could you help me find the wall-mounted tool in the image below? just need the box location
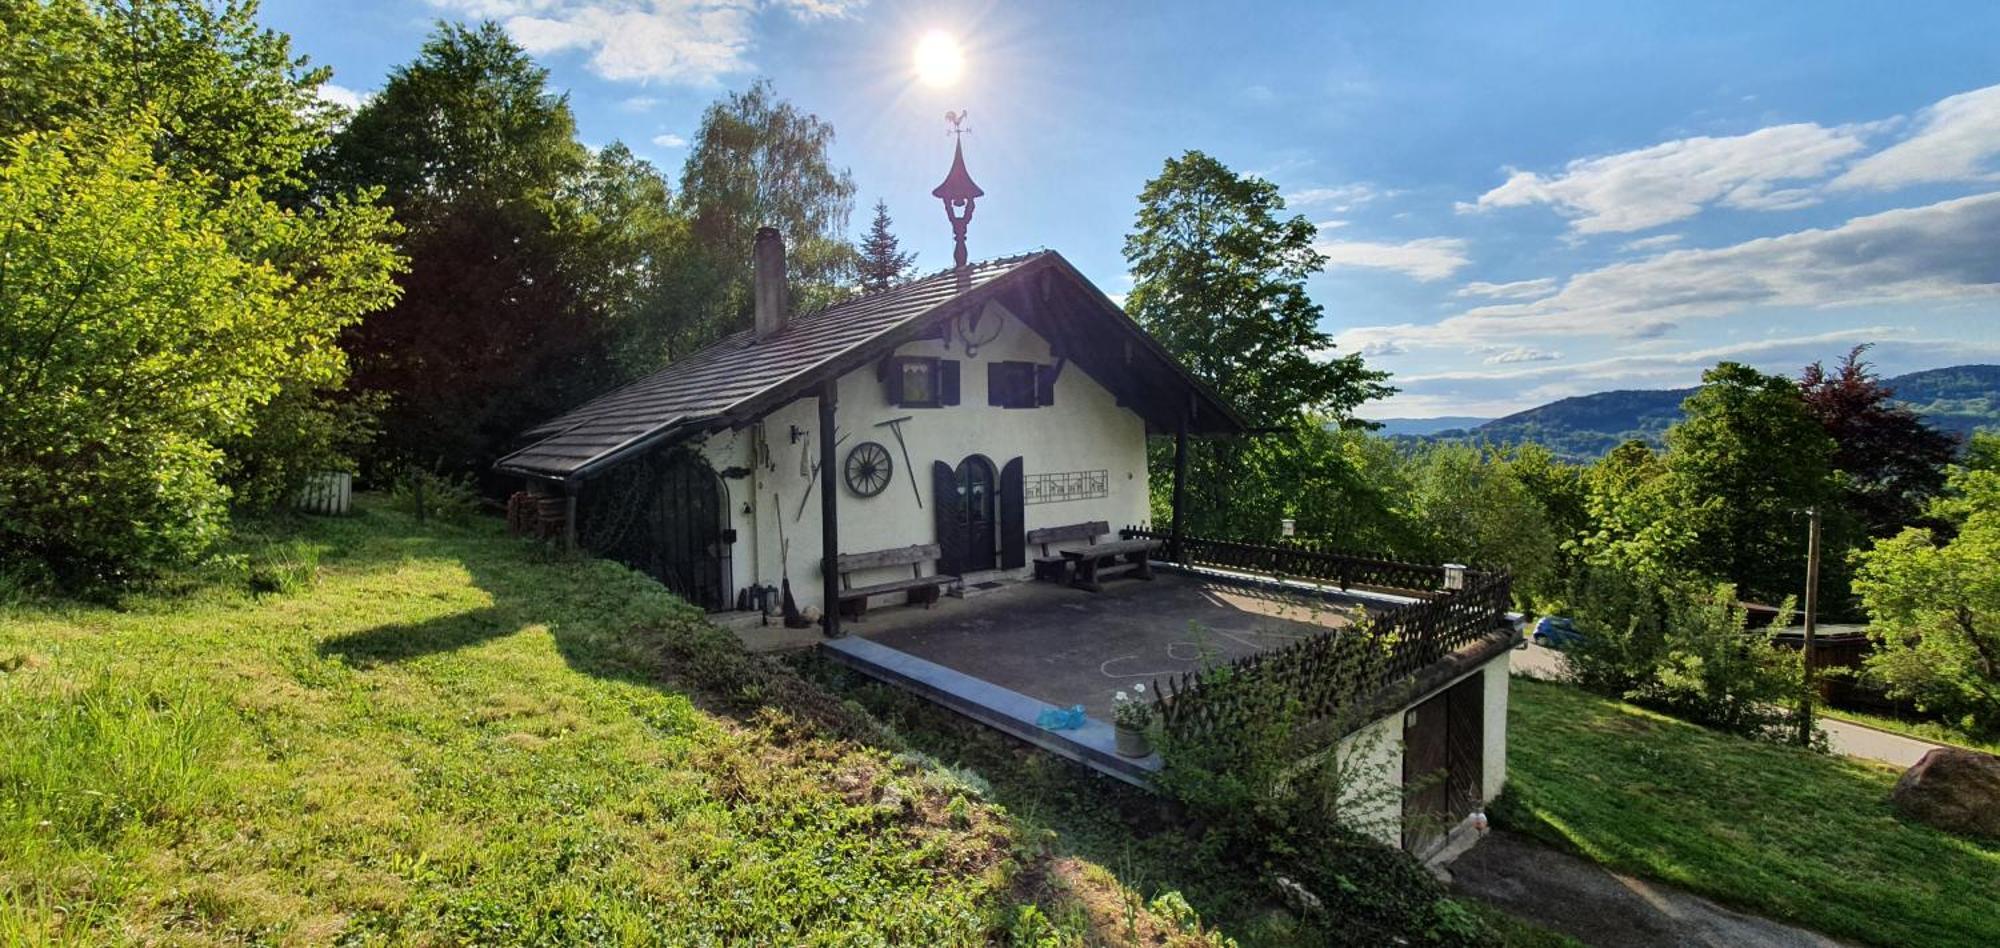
[795,429,850,521]
[873,415,922,509]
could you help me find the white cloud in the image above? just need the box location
[1316,237,1469,281]
[1831,83,2000,191]
[1619,233,1683,253]
[1377,330,2000,417]
[1285,183,1387,212]
[651,132,688,148]
[1455,278,1556,300]
[621,95,666,111]
[429,0,863,85]
[1462,123,1868,233]
[1481,346,1563,365]
[1344,191,2000,354]
[315,83,366,110]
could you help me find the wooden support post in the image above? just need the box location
[1799,505,1821,746]
[1170,412,1189,563]
[819,381,843,638]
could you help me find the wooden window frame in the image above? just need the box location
[886,355,958,408]
[988,360,1039,409]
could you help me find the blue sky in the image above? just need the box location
[269,0,2000,418]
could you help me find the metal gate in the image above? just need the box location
[577,449,732,612]
[650,455,729,611]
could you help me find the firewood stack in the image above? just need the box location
[505,492,570,541]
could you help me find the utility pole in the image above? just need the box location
[1798,505,1821,746]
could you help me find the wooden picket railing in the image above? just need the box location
[1126,530,1513,743]
[1121,527,1461,597]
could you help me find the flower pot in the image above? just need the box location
[1114,723,1152,758]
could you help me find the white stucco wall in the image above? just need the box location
[1337,713,1406,849]
[1481,650,1511,803]
[690,300,1152,613]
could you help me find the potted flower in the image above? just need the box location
[1112,684,1154,758]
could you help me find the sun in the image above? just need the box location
[913,31,963,87]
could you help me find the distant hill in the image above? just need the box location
[1886,364,2000,438]
[1386,365,2000,460]
[1372,416,1492,437]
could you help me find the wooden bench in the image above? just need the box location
[1026,521,1110,583]
[825,544,956,619]
[1062,537,1161,592]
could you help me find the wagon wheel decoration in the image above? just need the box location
[843,441,894,497]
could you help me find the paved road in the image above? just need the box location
[1451,830,1850,948]
[1509,641,1944,769]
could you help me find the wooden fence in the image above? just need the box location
[1121,527,1460,597]
[1131,531,1513,744]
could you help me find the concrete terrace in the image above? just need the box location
[804,568,1407,785]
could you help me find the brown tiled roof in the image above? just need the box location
[495,253,1044,479]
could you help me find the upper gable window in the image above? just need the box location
[988,361,1058,409]
[885,356,959,408]
[988,361,1037,409]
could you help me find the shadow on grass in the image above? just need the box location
[306,505,885,744]
[319,607,514,667]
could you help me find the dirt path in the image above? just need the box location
[1509,642,1945,769]
[1449,831,1851,948]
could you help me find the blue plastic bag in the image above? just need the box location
[1035,704,1086,731]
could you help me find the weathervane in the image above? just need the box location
[932,110,985,271]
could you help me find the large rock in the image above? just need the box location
[1890,747,2000,839]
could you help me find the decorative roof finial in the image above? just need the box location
[932,111,984,271]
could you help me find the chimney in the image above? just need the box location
[754,226,788,340]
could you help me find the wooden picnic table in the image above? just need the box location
[1062,537,1160,592]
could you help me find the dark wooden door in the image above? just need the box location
[955,456,998,572]
[933,461,964,575]
[1445,673,1485,819]
[1402,694,1449,853]
[654,455,728,612]
[1000,457,1026,570]
[1401,673,1486,853]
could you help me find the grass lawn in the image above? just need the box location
[0,498,1222,944]
[1497,676,2000,948]
[1823,707,2000,757]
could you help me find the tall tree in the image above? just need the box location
[1854,433,2000,735]
[326,23,618,476]
[0,0,402,544]
[1123,151,1391,535]
[1664,362,1839,603]
[1799,345,1956,537]
[857,198,916,292]
[0,0,340,191]
[679,79,857,338]
[1124,151,1389,426]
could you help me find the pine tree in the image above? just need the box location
[857,199,916,292]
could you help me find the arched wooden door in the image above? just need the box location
[933,455,1023,576]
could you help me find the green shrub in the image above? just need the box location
[1561,563,1808,742]
[0,118,396,590]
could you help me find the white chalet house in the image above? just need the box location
[495,232,1242,624]
[498,144,1516,858]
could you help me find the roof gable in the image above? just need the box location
[495,251,1241,480]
